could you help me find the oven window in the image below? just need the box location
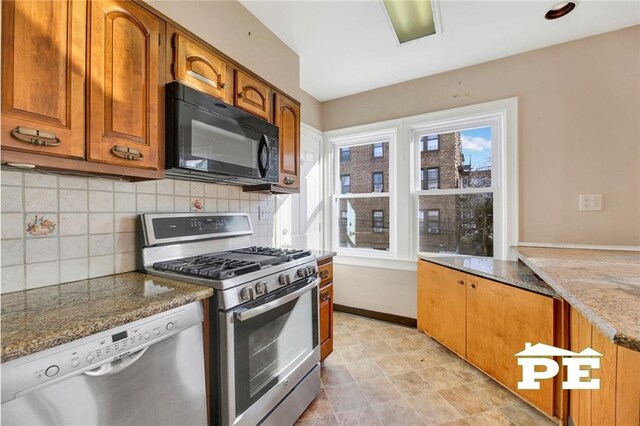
[234,284,318,415]
[191,120,258,169]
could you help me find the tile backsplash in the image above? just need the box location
[1,169,275,294]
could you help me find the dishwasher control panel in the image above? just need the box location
[1,302,203,403]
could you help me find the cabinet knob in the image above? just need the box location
[220,82,226,89]
[471,283,477,289]
[457,280,464,285]
[320,292,330,302]
[237,92,243,98]
[11,126,60,147]
[283,177,295,185]
[320,270,330,279]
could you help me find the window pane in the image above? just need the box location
[341,175,351,194]
[373,143,384,158]
[417,127,492,189]
[339,142,389,194]
[418,193,493,257]
[339,198,389,251]
[340,147,350,162]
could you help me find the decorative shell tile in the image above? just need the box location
[191,198,203,212]
[25,214,57,237]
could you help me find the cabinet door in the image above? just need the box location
[319,283,334,362]
[1,0,86,159]
[234,70,271,121]
[88,0,163,170]
[466,275,555,416]
[172,32,231,103]
[417,261,466,357]
[274,93,300,189]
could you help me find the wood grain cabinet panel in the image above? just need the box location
[87,0,163,170]
[319,283,334,362]
[171,31,231,103]
[234,70,271,121]
[274,92,300,189]
[1,0,86,158]
[417,261,466,357]
[466,275,555,416]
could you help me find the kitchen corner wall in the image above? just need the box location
[0,169,275,294]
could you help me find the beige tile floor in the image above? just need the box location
[296,312,557,426]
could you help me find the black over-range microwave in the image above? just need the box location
[165,82,279,185]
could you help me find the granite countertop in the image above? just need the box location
[516,247,640,352]
[419,255,557,297]
[1,272,213,363]
[311,250,337,263]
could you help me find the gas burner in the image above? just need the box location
[232,246,312,260]
[153,255,261,280]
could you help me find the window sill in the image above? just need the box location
[333,255,417,271]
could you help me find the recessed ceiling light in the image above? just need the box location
[382,0,437,44]
[545,1,577,20]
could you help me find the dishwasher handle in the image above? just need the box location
[84,346,149,377]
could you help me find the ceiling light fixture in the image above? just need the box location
[382,0,437,44]
[545,1,577,20]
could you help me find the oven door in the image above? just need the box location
[174,100,270,180]
[221,277,320,426]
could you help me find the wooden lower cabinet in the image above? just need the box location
[319,258,335,362]
[569,307,640,426]
[319,283,334,362]
[466,275,555,415]
[417,260,558,418]
[417,260,466,357]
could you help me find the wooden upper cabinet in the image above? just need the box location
[170,31,232,104]
[1,0,86,159]
[466,275,555,416]
[234,70,271,121]
[417,261,467,357]
[87,0,164,170]
[274,92,300,189]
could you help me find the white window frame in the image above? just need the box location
[322,98,517,269]
[327,128,398,259]
[408,98,518,261]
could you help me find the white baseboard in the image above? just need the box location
[518,242,640,252]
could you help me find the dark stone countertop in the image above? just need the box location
[1,272,213,363]
[516,247,640,352]
[311,250,337,264]
[418,255,557,297]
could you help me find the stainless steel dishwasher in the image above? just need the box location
[1,302,208,426]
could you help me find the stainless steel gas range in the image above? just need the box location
[139,213,320,426]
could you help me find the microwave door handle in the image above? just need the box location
[235,278,320,321]
[258,134,270,178]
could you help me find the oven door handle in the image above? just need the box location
[235,278,320,322]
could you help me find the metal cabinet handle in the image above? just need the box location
[283,177,295,185]
[320,292,330,302]
[11,126,60,147]
[111,145,143,161]
[320,270,330,280]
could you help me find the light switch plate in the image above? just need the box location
[259,205,274,221]
[579,194,603,211]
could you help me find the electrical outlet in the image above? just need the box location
[259,206,274,221]
[579,194,603,211]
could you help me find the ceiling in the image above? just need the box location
[240,0,640,102]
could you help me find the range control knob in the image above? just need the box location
[307,265,316,275]
[45,365,60,377]
[297,268,307,278]
[278,274,290,286]
[255,281,268,295]
[86,354,95,363]
[240,287,254,301]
